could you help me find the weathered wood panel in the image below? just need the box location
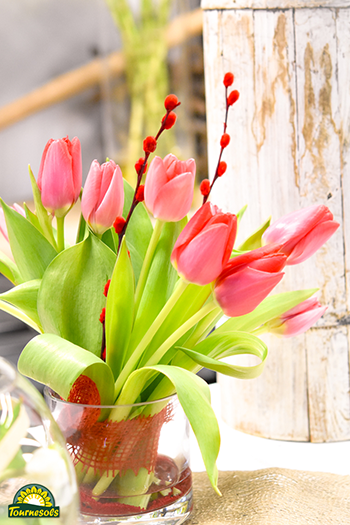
[203,4,350,441]
[202,1,350,9]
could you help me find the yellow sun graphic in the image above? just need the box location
[16,487,52,507]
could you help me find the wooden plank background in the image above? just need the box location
[203,3,350,441]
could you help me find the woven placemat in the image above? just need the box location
[188,468,350,524]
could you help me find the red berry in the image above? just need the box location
[101,347,106,361]
[113,216,126,234]
[99,307,106,324]
[227,90,240,106]
[164,94,180,111]
[162,112,177,129]
[217,161,227,176]
[103,279,111,297]
[223,72,234,87]
[220,133,230,148]
[143,136,157,153]
[200,179,211,197]
[135,184,145,202]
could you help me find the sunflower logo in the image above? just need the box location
[8,484,60,518]
[16,486,52,507]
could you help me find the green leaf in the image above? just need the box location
[236,204,247,227]
[126,222,183,362]
[111,179,153,284]
[18,333,115,405]
[0,251,23,285]
[106,238,135,380]
[0,279,42,328]
[37,232,116,355]
[28,165,57,248]
[24,203,42,233]
[0,300,41,331]
[1,200,57,282]
[116,365,221,495]
[216,289,318,333]
[177,331,268,379]
[238,216,271,251]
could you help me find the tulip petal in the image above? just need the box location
[70,137,82,201]
[144,156,167,213]
[176,223,232,285]
[152,171,195,221]
[81,160,103,223]
[286,219,340,265]
[215,267,284,317]
[172,202,216,256]
[281,306,327,337]
[95,166,124,232]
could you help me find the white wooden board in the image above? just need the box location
[203,3,350,441]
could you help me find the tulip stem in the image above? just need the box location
[114,279,188,400]
[134,219,164,315]
[144,299,218,367]
[56,216,65,252]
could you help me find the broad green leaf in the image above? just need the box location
[106,238,135,380]
[0,300,41,331]
[1,200,57,282]
[110,179,153,284]
[28,165,57,248]
[18,333,115,405]
[216,289,318,334]
[238,216,271,251]
[126,222,184,362]
[101,228,116,253]
[37,233,116,355]
[177,331,268,379]
[0,280,41,328]
[0,251,23,285]
[115,365,220,495]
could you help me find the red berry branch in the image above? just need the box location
[201,72,240,204]
[114,95,181,249]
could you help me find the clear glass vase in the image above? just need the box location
[44,388,193,525]
[0,357,79,524]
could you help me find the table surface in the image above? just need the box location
[190,383,350,476]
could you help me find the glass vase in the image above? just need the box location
[44,388,193,525]
[0,357,79,524]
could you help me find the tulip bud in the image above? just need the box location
[262,204,340,265]
[144,154,196,222]
[266,296,327,337]
[171,202,237,285]
[214,244,286,317]
[37,136,82,217]
[81,159,124,235]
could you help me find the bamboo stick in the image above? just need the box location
[0,8,203,132]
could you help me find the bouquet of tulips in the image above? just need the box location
[0,72,339,505]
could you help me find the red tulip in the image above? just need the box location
[37,136,82,217]
[81,159,124,235]
[262,204,339,265]
[214,245,287,317]
[266,296,327,337]
[171,202,237,285]
[144,154,196,222]
[0,203,25,242]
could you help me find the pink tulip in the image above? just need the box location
[262,204,339,265]
[144,154,196,222]
[81,159,124,235]
[266,296,327,337]
[171,202,237,285]
[214,244,287,317]
[0,204,26,242]
[37,136,82,217]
